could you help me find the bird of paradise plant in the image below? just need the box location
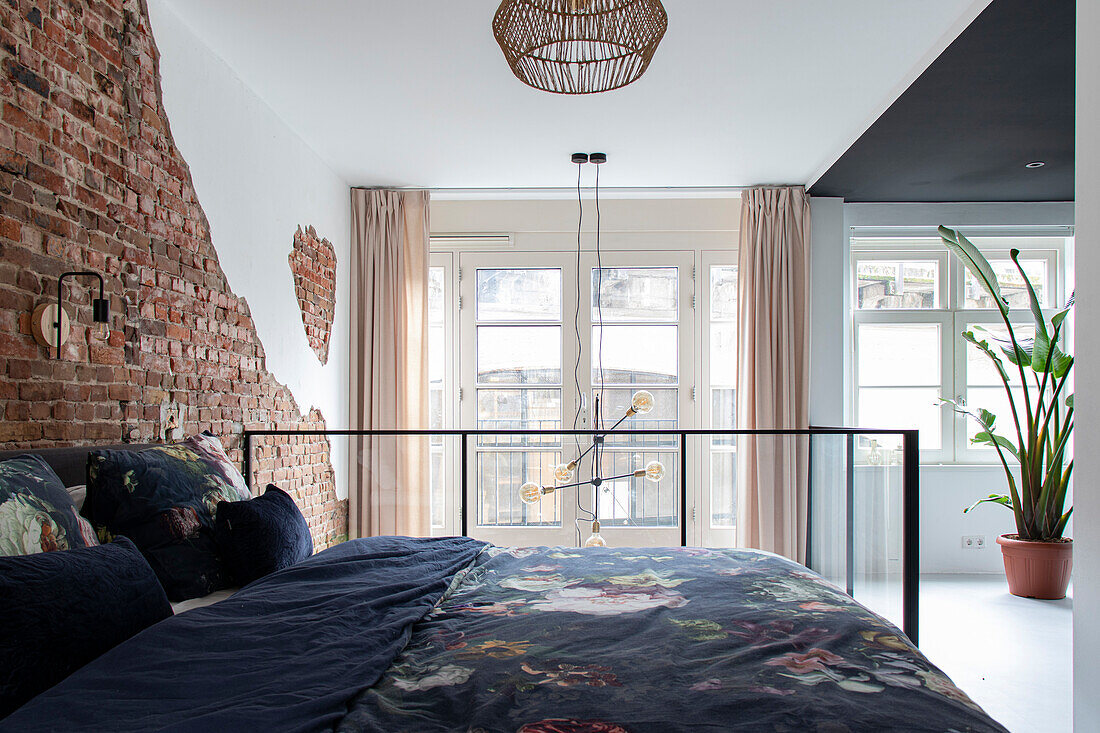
[938,226,1073,541]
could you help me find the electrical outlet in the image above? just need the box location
[962,535,986,549]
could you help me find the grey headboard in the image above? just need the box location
[0,444,161,488]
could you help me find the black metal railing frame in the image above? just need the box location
[241,426,919,643]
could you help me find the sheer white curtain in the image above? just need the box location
[736,186,811,562]
[349,189,430,537]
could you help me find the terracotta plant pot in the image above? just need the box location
[996,534,1073,600]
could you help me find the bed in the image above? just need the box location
[1,442,1004,731]
[4,534,1005,731]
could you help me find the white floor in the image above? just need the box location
[918,574,1073,733]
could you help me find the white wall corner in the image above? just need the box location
[809,197,847,426]
[1074,0,1099,727]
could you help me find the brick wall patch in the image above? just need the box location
[0,0,347,549]
[288,225,335,364]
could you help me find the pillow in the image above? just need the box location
[66,484,87,512]
[0,455,97,557]
[215,484,313,586]
[0,537,172,718]
[82,434,251,601]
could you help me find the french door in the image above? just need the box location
[459,250,696,547]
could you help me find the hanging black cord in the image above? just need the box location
[595,164,605,432]
[573,161,593,541]
[572,163,584,444]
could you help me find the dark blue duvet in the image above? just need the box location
[3,537,486,732]
[4,538,1005,732]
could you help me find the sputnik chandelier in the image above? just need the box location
[516,152,666,547]
[492,0,668,95]
[518,389,666,543]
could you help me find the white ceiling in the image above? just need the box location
[158,0,989,189]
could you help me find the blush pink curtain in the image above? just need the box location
[736,186,811,563]
[349,189,430,538]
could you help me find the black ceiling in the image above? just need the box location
[809,0,1074,203]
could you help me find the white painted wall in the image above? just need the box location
[146,0,351,499]
[432,195,741,246]
[1074,1,1099,727]
[920,465,1013,573]
[808,197,847,426]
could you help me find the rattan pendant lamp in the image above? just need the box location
[492,0,668,94]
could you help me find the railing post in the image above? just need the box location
[243,432,251,492]
[806,433,814,568]
[460,433,469,538]
[845,432,855,597]
[903,429,920,645]
[679,431,687,547]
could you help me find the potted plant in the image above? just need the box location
[939,226,1073,599]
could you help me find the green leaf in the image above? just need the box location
[964,494,1013,513]
[1031,328,1056,373]
[1010,249,1049,341]
[1066,393,1074,409]
[972,431,1020,461]
[974,408,996,430]
[972,325,1030,367]
[1051,308,1070,331]
[1053,508,1073,539]
[1051,352,1073,379]
[964,329,1014,382]
[939,226,1008,316]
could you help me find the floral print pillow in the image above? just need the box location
[0,455,98,557]
[82,434,251,601]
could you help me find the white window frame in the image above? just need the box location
[428,235,741,548]
[458,251,576,547]
[851,235,1069,465]
[852,310,954,463]
[699,251,738,547]
[428,251,459,537]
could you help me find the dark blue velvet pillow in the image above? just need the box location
[82,434,251,601]
[215,484,313,586]
[0,536,172,718]
[0,455,97,556]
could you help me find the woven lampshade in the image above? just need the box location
[492,0,668,95]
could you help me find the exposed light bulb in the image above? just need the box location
[553,463,574,484]
[90,297,110,343]
[630,390,655,415]
[90,321,110,343]
[519,482,543,505]
[584,520,607,547]
[644,460,665,483]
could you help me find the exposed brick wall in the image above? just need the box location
[0,0,347,548]
[288,224,335,364]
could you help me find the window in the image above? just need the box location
[851,235,1070,463]
[708,265,737,528]
[591,267,680,529]
[428,253,456,534]
[433,245,737,547]
[473,268,564,528]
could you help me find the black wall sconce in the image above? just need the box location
[30,271,111,359]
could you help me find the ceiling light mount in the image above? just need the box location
[570,152,607,165]
[1025,161,1046,168]
[493,0,668,95]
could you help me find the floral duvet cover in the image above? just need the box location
[340,545,1006,733]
